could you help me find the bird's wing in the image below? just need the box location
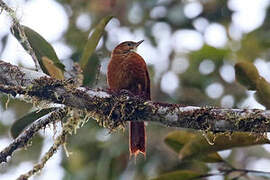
[145,69,151,100]
[125,53,151,100]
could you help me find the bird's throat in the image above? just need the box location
[130,48,137,53]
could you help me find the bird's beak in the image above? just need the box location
[135,40,144,47]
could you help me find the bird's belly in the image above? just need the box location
[108,68,131,91]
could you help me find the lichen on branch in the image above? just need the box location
[0,108,67,163]
[0,60,270,134]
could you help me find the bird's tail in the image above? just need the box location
[129,121,146,158]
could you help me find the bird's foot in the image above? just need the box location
[119,89,135,97]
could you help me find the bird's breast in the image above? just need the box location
[107,53,146,92]
[107,56,131,91]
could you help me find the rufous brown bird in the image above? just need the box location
[107,40,150,158]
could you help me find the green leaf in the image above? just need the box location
[255,78,270,109]
[79,16,113,70]
[164,131,223,163]
[200,152,223,163]
[178,131,270,161]
[164,131,196,152]
[11,25,65,79]
[234,61,270,108]
[82,53,100,86]
[42,56,65,80]
[151,170,202,180]
[10,108,56,139]
[235,61,260,90]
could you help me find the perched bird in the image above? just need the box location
[107,40,150,157]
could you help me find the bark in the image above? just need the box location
[0,60,269,133]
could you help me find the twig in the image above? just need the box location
[0,0,41,71]
[193,168,270,180]
[0,107,67,164]
[17,130,67,180]
[221,168,270,176]
[17,109,83,180]
[231,172,248,180]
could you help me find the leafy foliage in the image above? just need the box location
[152,170,202,180]
[12,25,65,79]
[165,131,270,161]
[79,16,113,70]
[235,61,270,108]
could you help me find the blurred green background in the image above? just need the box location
[1,0,270,179]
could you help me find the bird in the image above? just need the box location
[107,40,150,158]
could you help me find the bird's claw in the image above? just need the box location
[119,89,134,97]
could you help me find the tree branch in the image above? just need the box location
[17,108,83,179]
[17,116,69,180]
[0,0,41,70]
[0,60,270,133]
[17,131,67,180]
[0,107,67,163]
[195,167,270,179]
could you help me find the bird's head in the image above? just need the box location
[113,40,144,55]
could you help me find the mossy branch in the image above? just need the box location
[16,108,82,180]
[17,131,67,180]
[0,107,67,163]
[0,60,270,135]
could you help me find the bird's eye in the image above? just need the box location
[127,43,131,46]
